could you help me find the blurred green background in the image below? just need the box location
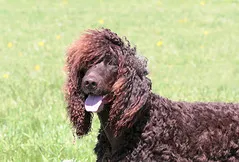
[0,0,238,161]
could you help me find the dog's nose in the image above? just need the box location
[83,78,98,90]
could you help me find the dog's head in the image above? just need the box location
[65,28,151,137]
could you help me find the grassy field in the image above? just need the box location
[0,0,239,161]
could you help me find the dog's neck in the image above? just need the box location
[97,106,123,154]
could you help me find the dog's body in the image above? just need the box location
[95,93,239,161]
[65,29,239,161]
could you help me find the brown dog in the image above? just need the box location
[65,28,239,161]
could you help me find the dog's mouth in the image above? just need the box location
[85,95,104,112]
[85,94,111,113]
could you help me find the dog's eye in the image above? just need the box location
[104,57,117,66]
[79,69,86,77]
[108,60,117,66]
[104,55,111,63]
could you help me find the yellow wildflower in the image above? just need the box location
[179,18,188,23]
[98,19,104,25]
[38,41,44,47]
[35,65,40,71]
[62,0,68,5]
[200,1,205,6]
[19,52,23,56]
[3,74,9,79]
[8,42,13,48]
[204,31,209,36]
[56,35,61,40]
[157,41,163,47]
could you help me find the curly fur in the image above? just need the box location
[65,28,239,161]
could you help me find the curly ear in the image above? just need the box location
[65,79,93,137]
[110,67,151,136]
[64,44,93,138]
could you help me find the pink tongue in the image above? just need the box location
[85,95,103,112]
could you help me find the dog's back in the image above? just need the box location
[142,93,239,161]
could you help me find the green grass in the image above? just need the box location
[0,0,238,161]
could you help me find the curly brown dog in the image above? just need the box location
[64,28,239,161]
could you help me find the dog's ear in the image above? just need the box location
[65,44,93,138]
[130,55,149,79]
[111,64,151,136]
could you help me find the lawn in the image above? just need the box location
[0,0,238,161]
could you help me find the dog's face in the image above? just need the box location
[66,29,152,137]
[81,55,118,112]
